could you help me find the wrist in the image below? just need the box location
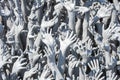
[11,70,18,76]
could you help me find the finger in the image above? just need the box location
[69,31,74,39]
[113,75,117,80]
[66,31,69,38]
[43,50,47,55]
[5,61,12,64]
[21,62,27,66]
[20,58,27,63]
[32,70,38,74]
[19,67,27,70]
[97,72,103,79]
[50,29,52,34]
[76,38,79,43]
[96,59,99,68]
[95,69,99,77]
[19,54,24,60]
[88,63,92,70]
[90,60,94,69]
[44,49,49,56]
[99,76,105,80]
[112,73,115,79]
[70,34,76,40]
[11,56,19,59]
[47,28,49,33]
[93,59,96,69]
[71,37,77,43]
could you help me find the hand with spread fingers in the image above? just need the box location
[11,54,27,75]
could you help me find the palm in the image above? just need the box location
[59,31,76,50]
[42,29,56,47]
[96,4,113,18]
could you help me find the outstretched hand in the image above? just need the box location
[59,31,77,51]
[12,54,27,75]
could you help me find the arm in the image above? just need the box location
[58,31,76,74]
[82,12,89,41]
[44,46,64,80]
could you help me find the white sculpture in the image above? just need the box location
[0,0,120,80]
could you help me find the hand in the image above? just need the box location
[41,15,58,29]
[107,71,118,80]
[0,54,12,69]
[102,24,117,42]
[64,1,75,12]
[15,21,24,35]
[59,31,77,51]
[74,6,89,16]
[86,38,93,53]
[78,38,92,63]
[43,46,55,64]
[79,67,88,80]
[67,54,80,77]
[23,64,38,80]
[90,70,105,80]
[53,3,64,15]
[96,4,113,18]
[67,54,80,68]
[39,65,51,79]
[12,54,27,74]
[42,28,56,47]
[28,25,39,39]
[0,6,11,16]
[28,51,41,67]
[88,59,100,72]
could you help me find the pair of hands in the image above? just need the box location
[42,28,77,52]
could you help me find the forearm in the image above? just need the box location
[109,10,117,27]
[15,34,23,50]
[21,0,27,23]
[48,63,64,80]
[57,49,66,74]
[14,0,21,10]
[113,0,120,11]
[75,18,82,37]
[82,12,89,40]
[104,51,111,69]
[68,11,75,32]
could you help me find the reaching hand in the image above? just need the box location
[15,21,24,35]
[88,59,100,72]
[59,31,77,51]
[0,54,12,69]
[42,28,56,48]
[107,71,118,80]
[64,1,75,12]
[44,46,55,64]
[23,64,38,80]
[12,54,27,74]
[102,24,117,42]
[41,15,58,29]
[74,6,89,16]
[96,4,113,18]
[90,70,105,80]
